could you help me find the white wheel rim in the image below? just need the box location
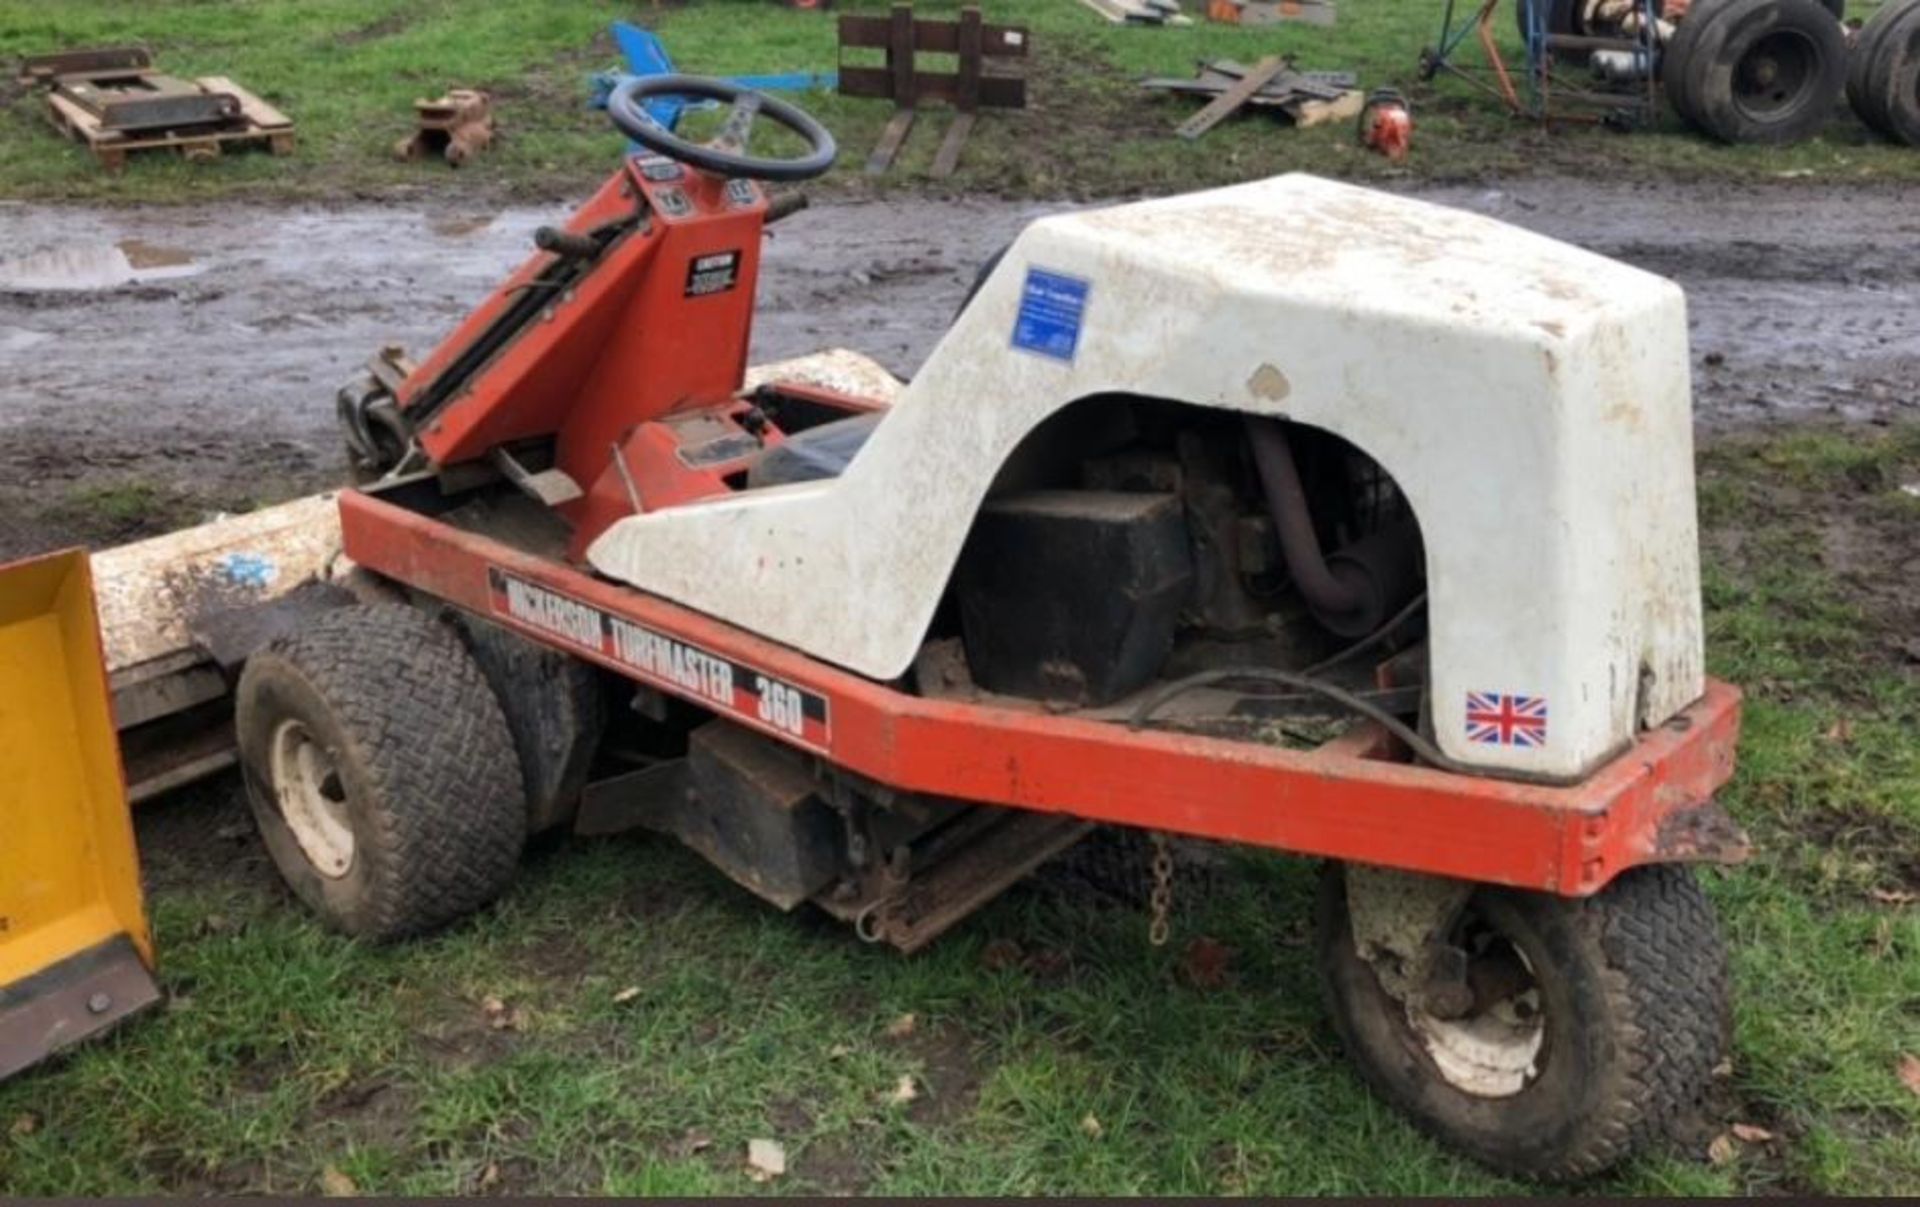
[268,718,355,879]
[1405,939,1545,1098]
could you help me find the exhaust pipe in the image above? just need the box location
[1245,417,1422,638]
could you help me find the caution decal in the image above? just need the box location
[487,568,831,749]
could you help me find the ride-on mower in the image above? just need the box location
[236,76,1746,1179]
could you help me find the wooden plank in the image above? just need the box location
[45,90,107,143]
[17,45,151,85]
[838,64,897,100]
[196,76,292,130]
[1077,0,1156,23]
[1208,59,1356,94]
[840,67,1022,109]
[1143,73,1347,103]
[1076,0,1192,24]
[1284,88,1364,128]
[838,15,1028,55]
[838,14,897,48]
[865,107,916,174]
[1175,54,1286,139]
[928,111,976,178]
[954,8,983,113]
[888,3,915,106]
[46,79,295,171]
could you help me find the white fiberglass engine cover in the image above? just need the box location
[591,173,1705,780]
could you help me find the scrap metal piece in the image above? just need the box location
[817,809,1093,952]
[1652,799,1751,864]
[0,936,160,1083]
[394,89,494,167]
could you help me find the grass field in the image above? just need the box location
[1,0,1916,204]
[0,423,1916,1197]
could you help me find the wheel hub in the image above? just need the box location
[1405,926,1545,1098]
[1734,31,1815,118]
[268,718,355,879]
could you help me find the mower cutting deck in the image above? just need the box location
[232,74,1746,1180]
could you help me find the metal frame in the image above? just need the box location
[1422,0,1663,129]
[340,484,1744,898]
[334,143,1744,903]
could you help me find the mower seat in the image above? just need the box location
[748,411,884,488]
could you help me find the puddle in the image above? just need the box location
[0,240,203,291]
[0,326,52,354]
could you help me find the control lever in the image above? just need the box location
[765,192,809,225]
[533,225,602,260]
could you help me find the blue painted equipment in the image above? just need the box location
[588,22,838,141]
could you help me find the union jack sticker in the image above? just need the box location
[1465,692,1548,748]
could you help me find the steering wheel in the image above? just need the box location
[608,74,837,183]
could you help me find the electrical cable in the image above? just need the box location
[1301,590,1428,677]
[1129,665,1481,777]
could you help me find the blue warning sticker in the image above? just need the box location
[1011,267,1090,363]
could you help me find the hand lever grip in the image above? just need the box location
[534,226,601,259]
[764,193,809,225]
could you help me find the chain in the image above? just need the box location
[1147,831,1175,947]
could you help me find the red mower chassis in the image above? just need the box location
[340,486,1744,897]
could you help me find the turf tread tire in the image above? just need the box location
[237,603,527,941]
[1315,863,1730,1182]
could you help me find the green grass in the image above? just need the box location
[1,422,1916,1196]
[43,480,204,542]
[2,0,1915,204]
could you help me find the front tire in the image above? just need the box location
[236,604,527,940]
[1316,863,1730,1181]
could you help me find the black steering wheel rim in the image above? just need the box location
[608,74,837,183]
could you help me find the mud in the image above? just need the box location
[0,179,1915,559]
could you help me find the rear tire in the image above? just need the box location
[1315,863,1730,1181]
[1676,0,1848,144]
[1662,0,1730,128]
[1851,0,1920,143]
[236,604,527,940]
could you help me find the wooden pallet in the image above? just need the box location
[44,75,294,172]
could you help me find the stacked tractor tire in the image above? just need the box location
[1847,0,1920,144]
[1524,0,1920,146]
[1665,0,1920,145]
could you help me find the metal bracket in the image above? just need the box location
[490,444,583,508]
[1344,864,1475,1010]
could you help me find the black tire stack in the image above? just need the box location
[1848,0,1920,144]
[1661,0,1850,144]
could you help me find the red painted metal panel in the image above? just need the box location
[339,490,1743,897]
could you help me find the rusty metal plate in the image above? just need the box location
[0,935,161,1084]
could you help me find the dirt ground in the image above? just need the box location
[2,177,1916,559]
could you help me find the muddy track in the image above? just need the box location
[1,179,1914,558]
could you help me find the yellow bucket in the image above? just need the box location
[0,548,158,1081]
